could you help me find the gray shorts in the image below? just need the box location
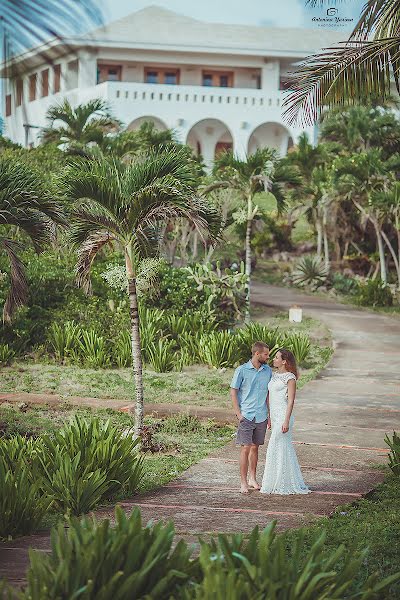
[236,417,268,446]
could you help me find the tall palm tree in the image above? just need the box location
[283,0,400,124]
[213,149,299,322]
[372,183,400,288]
[41,99,120,147]
[64,148,220,435]
[336,149,400,283]
[0,156,65,321]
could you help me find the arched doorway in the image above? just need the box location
[186,119,233,169]
[127,116,168,131]
[248,122,293,156]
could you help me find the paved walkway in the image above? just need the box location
[1,283,399,587]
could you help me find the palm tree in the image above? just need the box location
[336,149,400,283]
[41,99,120,147]
[1,1,101,62]
[213,149,299,322]
[371,183,400,288]
[283,0,400,124]
[0,156,65,321]
[64,148,220,435]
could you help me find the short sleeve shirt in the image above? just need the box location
[230,360,272,423]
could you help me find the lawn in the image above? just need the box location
[0,314,332,407]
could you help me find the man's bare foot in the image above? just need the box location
[240,484,249,494]
[248,480,261,490]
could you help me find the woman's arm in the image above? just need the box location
[282,379,296,433]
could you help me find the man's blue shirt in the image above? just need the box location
[230,360,272,423]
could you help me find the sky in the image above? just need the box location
[101,0,366,32]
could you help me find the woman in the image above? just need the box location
[261,348,310,495]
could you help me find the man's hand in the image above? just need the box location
[236,412,244,422]
[267,418,271,430]
[282,420,289,433]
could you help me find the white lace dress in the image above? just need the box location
[261,371,310,495]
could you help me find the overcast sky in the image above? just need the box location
[101,0,366,32]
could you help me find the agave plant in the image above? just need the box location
[47,320,82,363]
[147,339,177,373]
[78,330,110,369]
[199,331,238,369]
[291,255,329,290]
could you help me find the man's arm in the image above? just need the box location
[231,387,243,421]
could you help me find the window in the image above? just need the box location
[5,94,11,116]
[41,69,49,97]
[144,67,180,85]
[29,73,37,101]
[16,79,23,106]
[202,71,233,88]
[97,64,122,84]
[53,64,61,93]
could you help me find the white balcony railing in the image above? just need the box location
[96,81,286,110]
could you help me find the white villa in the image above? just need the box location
[2,6,344,163]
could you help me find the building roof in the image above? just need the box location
[87,6,346,57]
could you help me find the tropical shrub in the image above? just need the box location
[0,343,15,365]
[36,415,143,514]
[284,332,311,364]
[147,339,177,373]
[292,255,329,290]
[236,323,284,363]
[146,261,205,313]
[78,330,111,368]
[385,431,400,476]
[331,272,360,296]
[113,329,132,367]
[355,279,393,307]
[184,522,400,599]
[199,331,238,368]
[24,506,193,600]
[47,320,82,363]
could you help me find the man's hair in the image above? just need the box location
[251,341,269,355]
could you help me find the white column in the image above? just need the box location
[201,136,217,171]
[234,123,250,159]
[261,61,280,91]
[78,50,97,89]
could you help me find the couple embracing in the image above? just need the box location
[230,341,311,495]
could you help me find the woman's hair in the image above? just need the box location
[278,348,298,379]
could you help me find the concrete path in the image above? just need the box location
[1,283,399,587]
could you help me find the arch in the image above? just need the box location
[127,116,168,131]
[248,122,293,156]
[186,118,233,168]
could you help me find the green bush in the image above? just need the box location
[24,506,193,600]
[147,339,177,372]
[385,431,400,476]
[146,262,205,313]
[331,273,360,296]
[355,279,393,307]
[292,255,329,290]
[36,415,143,514]
[78,330,111,368]
[236,323,284,363]
[0,343,15,365]
[113,329,132,367]
[47,320,82,363]
[184,522,400,600]
[284,332,311,364]
[199,331,238,368]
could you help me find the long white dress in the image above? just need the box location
[261,371,310,495]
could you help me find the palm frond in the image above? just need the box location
[1,238,28,322]
[76,232,115,294]
[68,202,122,246]
[283,37,398,126]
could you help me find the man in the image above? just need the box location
[230,341,272,494]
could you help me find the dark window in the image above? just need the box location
[219,75,229,87]
[146,71,158,84]
[29,74,37,101]
[16,79,23,106]
[5,94,11,116]
[41,69,49,97]
[107,68,119,81]
[164,72,177,85]
[53,64,61,93]
[202,73,213,86]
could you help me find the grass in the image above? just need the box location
[0,314,332,406]
[282,472,400,600]
[0,404,235,496]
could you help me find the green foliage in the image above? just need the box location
[36,415,143,514]
[24,506,193,600]
[385,431,400,476]
[145,262,205,313]
[47,320,82,363]
[199,331,238,368]
[78,329,111,369]
[236,323,284,362]
[0,343,14,365]
[147,339,177,373]
[355,279,393,307]
[113,329,132,368]
[185,522,399,599]
[331,273,360,296]
[284,332,311,364]
[292,255,329,290]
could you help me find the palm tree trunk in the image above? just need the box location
[316,219,323,257]
[381,229,400,289]
[372,220,387,284]
[322,208,330,271]
[128,277,144,436]
[245,194,253,324]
